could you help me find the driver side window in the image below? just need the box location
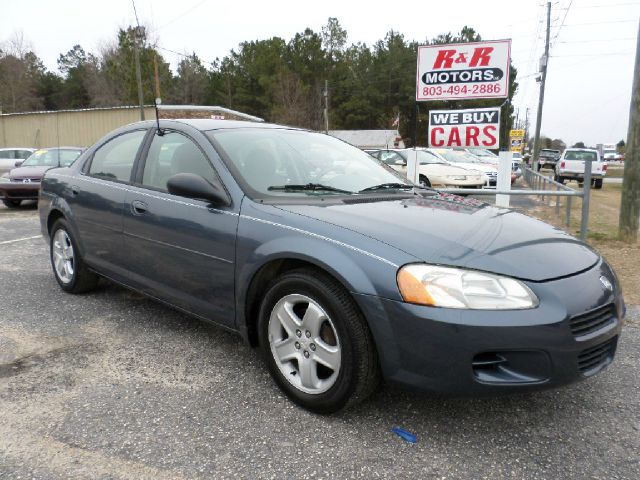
[142,132,216,191]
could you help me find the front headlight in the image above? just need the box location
[397,264,538,309]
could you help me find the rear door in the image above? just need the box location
[122,129,238,326]
[71,129,149,276]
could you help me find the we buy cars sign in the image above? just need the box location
[416,40,511,101]
[428,107,500,148]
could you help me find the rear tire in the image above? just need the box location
[258,268,380,413]
[2,199,21,208]
[594,178,603,189]
[554,175,564,184]
[50,219,99,293]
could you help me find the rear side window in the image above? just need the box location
[89,130,146,182]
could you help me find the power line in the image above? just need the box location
[563,19,638,26]
[550,0,573,47]
[157,0,208,30]
[557,37,636,43]
[570,1,640,8]
[551,50,634,57]
[131,0,141,27]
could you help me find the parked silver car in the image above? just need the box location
[0,148,35,174]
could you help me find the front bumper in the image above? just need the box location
[0,182,40,200]
[355,260,624,395]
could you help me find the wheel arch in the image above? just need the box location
[238,247,382,348]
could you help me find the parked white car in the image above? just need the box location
[369,149,485,188]
[0,148,35,174]
[555,148,607,189]
[429,148,498,187]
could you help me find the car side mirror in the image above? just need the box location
[395,159,407,166]
[167,173,229,206]
[14,160,24,167]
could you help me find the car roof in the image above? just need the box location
[125,118,301,132]
[564,148,597,152]
[0,147,35,150]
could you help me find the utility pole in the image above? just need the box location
[532,2,551,171]
[132,26,145,121]
[323,79,329,133]
[619,20,640,242]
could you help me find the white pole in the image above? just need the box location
[496,151,513,207]
[407,148,419,184]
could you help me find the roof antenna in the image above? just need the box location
[153,54,164,136]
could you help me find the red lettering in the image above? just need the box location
[466,126,480,146]
[469,47,493,67]
[448,128,462,147]
[430,127,445,146]
[433,50,456,69]
[482,126,497,147]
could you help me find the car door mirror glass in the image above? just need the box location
[167,173,228,206]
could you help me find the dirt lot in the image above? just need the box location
[527,182,640,305]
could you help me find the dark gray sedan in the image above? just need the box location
[38,119,625,413]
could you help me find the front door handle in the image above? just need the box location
[70,185,79,196]
[131,200,148,215]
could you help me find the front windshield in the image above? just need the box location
[22,149,82,167]
[467,148,496,158]
[409,150,446,165]
[208,128,411,196]
[434,149,482,164]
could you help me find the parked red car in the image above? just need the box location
[0,147,83,208]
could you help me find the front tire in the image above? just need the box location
[50,219,99,293]
[419,175,431,188]
[258,268,379,413]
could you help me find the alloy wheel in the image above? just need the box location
[268,294,341,395]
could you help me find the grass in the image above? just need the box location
[523,182,640,304]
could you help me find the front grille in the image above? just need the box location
[11,178,40,183]
[578,337,617,375]
[570,304,616,337]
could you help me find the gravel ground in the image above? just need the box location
[1,205,639,479]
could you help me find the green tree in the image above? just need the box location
[174,53,209,104]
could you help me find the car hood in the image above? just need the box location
[276,194,599,282]
[420,164,483,177]
[9,166,49,179]
[446,162,496,173]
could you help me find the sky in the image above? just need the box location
[2,0,639,147]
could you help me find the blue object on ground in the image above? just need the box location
[392,427,417,443]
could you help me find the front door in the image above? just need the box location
[122,130,238,326]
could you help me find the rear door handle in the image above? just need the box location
[131,200,148,215]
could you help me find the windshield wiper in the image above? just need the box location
[359,182,418,193]
[268,183,353,194]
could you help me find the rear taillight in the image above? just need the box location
[602,164,608,171]
[560,161,565,168]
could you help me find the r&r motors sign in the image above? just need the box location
[416,40,511,101]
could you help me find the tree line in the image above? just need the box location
[0,19,518,146]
